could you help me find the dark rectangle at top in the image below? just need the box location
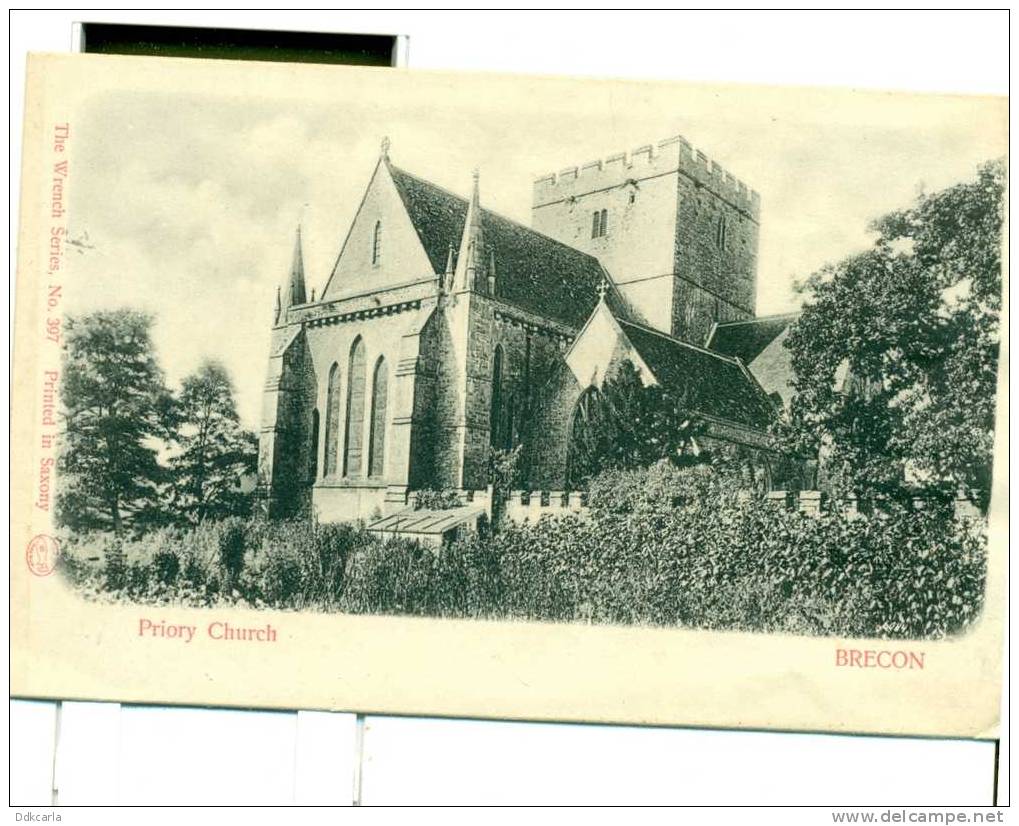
[80,23,397,67]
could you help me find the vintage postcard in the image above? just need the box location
[11,53,1007,738]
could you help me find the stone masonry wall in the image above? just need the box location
[672,170,758,345]
[460,293,574,490]
[257,326,317,519]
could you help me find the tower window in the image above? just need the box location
[371,220,382,265]
[591,209,608,239]
[716,214,727,249]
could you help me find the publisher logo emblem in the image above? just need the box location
[26,534,59,576]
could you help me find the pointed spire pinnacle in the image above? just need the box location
[487,249,497,296]
[439,242,455,292]
[274,285,282,325]
[380,136,391,162]
[453,168,485,292]
[284,224,307,309]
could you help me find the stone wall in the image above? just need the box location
[523,359,583,490]
[503,490,587,523]
[257,326,318,519]
[766,489,984,521]
[672,171,758,345]
[322,160,437,302]
[298,298,436,522]
[458,293,575,490]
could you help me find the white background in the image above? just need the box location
[7,9,1011,814]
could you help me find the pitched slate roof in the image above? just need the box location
[705,313,799,364]
[390,165,627,329]
[617,318,775,429]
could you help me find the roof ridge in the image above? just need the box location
[390,164,603,266]
[617,317,742,366]
[713,311,800,328]
[390,164,469,205]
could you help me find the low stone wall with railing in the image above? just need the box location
[502,490,588,523]
[765,490,983,521]
[401,486,983,527]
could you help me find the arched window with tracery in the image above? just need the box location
[343,337,367,477]
[490,345,504,448]
[368,356,388,478]
[323,363,341,476]
[566,385,604,488]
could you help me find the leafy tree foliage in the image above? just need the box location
[56,310,175,534]
[782,160,1003,505]
[566,361,706,488]
[171,361,258,524]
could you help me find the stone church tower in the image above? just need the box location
[532,136,759,345]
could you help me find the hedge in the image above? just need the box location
[58,463,986,639]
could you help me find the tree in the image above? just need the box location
[56,310,174,534]
[171,361,258,524]
[782,159,1003,505]
[566,361,706,488]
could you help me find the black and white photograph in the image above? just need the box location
[11,51,1007,738]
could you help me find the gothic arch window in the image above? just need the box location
[371,221,382,265]
[716,213,727,249]
[566,385,603,488]
[323,363,341,476]
[600,208,608,236]
[490,345,504,448]
[309,409,320,481]
[343,337,367,477]
[368,356,388,478]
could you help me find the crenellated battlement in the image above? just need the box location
[533,134,760,219]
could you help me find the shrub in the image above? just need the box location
[413,488,463,511]
[102,538,127,591]
[338,538,438,616]
[57,464,987,640]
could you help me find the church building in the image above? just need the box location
[257,135,797,522]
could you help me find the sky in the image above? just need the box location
[65,65,1006,431]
